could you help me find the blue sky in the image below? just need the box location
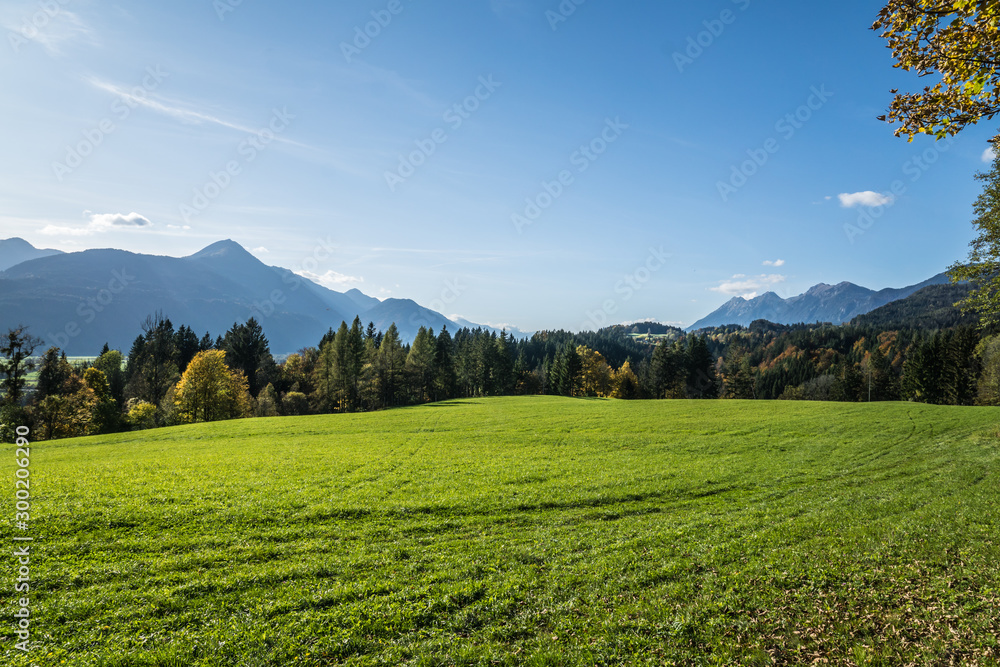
[1,0,994,331]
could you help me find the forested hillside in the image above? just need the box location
[2,294,996,441]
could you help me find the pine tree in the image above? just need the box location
[551,340,582,397]
[125,313,179,407]
[376,324,406,408]
[651,341,684,398]
[494,332,515,395]
[345,317,365,410]
[433,326,457,401]
[313,333,338,413]
[406,326,436,403]
[222,317,272,397]
[722,350,756,399]
[685,335,718,399]
[175,325,202,374]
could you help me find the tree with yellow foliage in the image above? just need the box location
[174,350,251,424]
[610,361,640,399]
[576,345,613,397]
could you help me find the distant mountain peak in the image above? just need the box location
[0,237,65,272]
[187,239,250,259]
[688,273,950,331]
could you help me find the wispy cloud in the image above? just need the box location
[40,211,153,237]
[710,273,786,299]
[837,191,893,208]
[763,259,785,267]
[2,7,98,56]
[86,78,314,150]
[88,78,255,133]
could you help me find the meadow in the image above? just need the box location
[2,397,999,666]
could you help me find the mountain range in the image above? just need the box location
[0,238,496,355]
[0,237,960,354]
[686,273,953,331]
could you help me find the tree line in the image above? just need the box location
[1,311,998,442]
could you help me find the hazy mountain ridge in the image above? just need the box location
[687,273,952,331]
[0,237,64,272]
[0,239,482,354]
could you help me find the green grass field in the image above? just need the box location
[3,397,1000,666]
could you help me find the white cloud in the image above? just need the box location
[763,259,785,267]
[837,191,893,208]
[296,269,365,290]
[710,273,786,298]
[40,211,153,236]
[89,212,152,229]
[252,246,269,254]
[983,147,997,163]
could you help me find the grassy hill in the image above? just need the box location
[3,397,1000,665]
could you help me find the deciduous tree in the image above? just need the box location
[174,350,252,423]
[874,1,1000,142]
[951,153,1000,326]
